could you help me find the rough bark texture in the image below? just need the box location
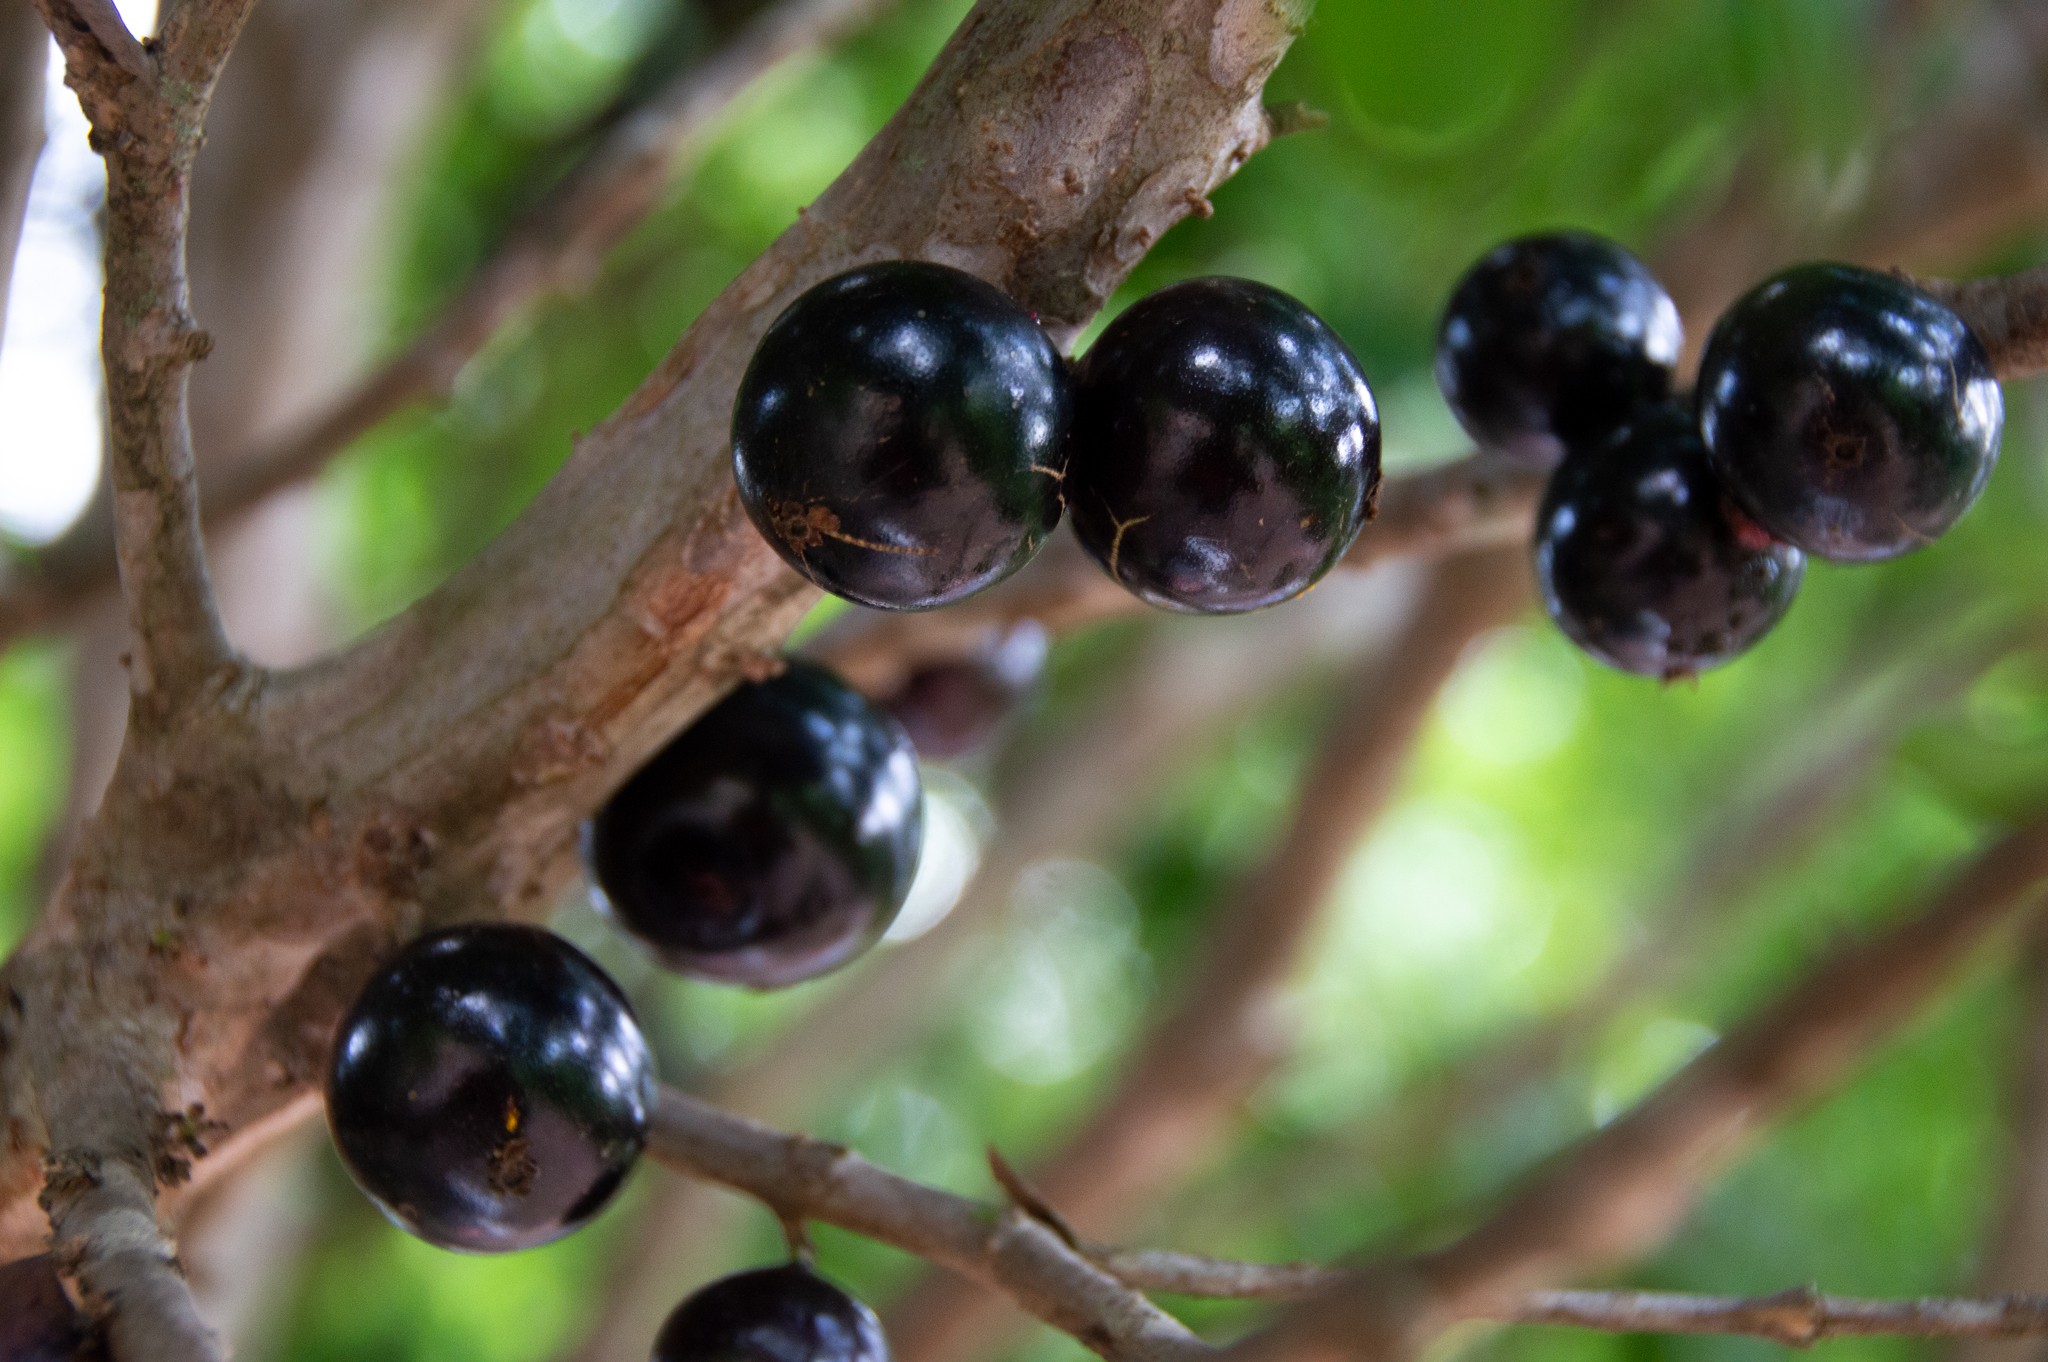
[0,0,1310,1283]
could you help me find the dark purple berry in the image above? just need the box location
[653,1264,888,1362]
[731,261,1071,611]
[1436,231,1682,465]
[1535,403,1804,678]
[1067,277,1380,614]
[1697,262,2003,561]
[325,924,654,1253]
[588,661,922,988]
[881,621,1046,760]
[0,1256,90,1362]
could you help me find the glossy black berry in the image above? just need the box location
[881,621,1046,760]
[732,261,1070,611]
[1436,231,1682,465]
[325,924,654,1253]
[589,660,922,988]
[1535,403,1804,678]
[1067,277,1380,614]
[1697,262,2003,562]
[653,1264,888,1362]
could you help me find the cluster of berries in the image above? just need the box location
[1437,231,2006,677]
[320,259,1388,1358]
[732,261,1383,615]
[318,238,2007,1361]
[324,661,923,1250]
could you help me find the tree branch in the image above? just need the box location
[0,0,46,349]
[656,1092,2048,1357]
[0,0,900,662]
[1091,1252,2048,1349]
[646,1087,1209,1362]
[1225,816,2048,1362]
[1924,267,2048,379]
[33,0,248,723]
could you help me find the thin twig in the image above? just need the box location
[645,1087,1210,1362]
[1504,1287,2048,1347]
[1093,1254,2048,1348]
[34,0,247,722]
[655,1097,2048,1355]
[1225,816,2048,1362]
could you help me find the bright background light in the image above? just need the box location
[0,0,159,545]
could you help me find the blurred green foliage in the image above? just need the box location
[12,0,2048,1359]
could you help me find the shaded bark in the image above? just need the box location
[0,0,44,348]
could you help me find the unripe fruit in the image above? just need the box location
[1067,277,1380,614]
[588,661,923,988]
[325,924,655,1253]
[1535,403,1804,678]
[1697,262,2003,561]
[652,1264,888,1362]
[732,261,1071,610]
[1436,231,1682,466]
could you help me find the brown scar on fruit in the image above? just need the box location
[769,500,936,558]
[1100,502,1150,578]
[487,1098,538,1197]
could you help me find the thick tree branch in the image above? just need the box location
[1226,816,2048,1362]
[647,1087,1209,1362]
[0,0,46,348]
[1925,267,2048,379]
[885,546,1530,1362]
[0,0,1310,1286]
